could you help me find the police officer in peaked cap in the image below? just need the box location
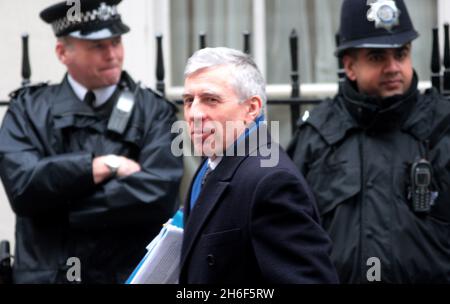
[40,0,130,40]
[0,0,183,283]
[289,0,450,283]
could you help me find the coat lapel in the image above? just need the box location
[180,177,230,269]
[180,123,273,270]
[52,75,96,119]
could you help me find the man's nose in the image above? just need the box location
[384,55,401,73]
[189,99,206,121]
[104,45,117,60]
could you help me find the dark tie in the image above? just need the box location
[190,164,212,211]
[84,91,96,108]
[201,165,212,187]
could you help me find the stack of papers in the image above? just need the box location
[126,210,183,284]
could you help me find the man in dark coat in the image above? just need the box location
[288,0,450,283]
[0,0,183,283]
[179,47,338,284]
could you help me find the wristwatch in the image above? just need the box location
[103,154,122,176]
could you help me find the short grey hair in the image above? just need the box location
[184,47,267,107]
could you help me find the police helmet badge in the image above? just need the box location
[366,0,400,31]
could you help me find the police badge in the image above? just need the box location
[367,0,400,31]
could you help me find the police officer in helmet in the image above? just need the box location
[0,0,183,283]
[289,0,450,283]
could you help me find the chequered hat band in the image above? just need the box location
[51,3,119,35]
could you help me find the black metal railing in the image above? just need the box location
[2,24,450,130]
[431,24,450,95]
[0,34,31,107]
[155,30,333,133]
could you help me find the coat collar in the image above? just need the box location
[180,123,272,270]
[303,72,431,145]
[67,74,117,108]
[51,74,94,117]
[401,88,447,141]
[342,72,418,132]
[51,71,136,118]
[302,96,357,146]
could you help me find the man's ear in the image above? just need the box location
[245,96,263,122]
[342,54,357,81]
[55,40,70,65]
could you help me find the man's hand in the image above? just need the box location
[116,157,141,177]
[92,155,141,184]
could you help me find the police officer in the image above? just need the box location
[0,0,183,283]
[288,0,450,283]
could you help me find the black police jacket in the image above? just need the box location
[288,75,450,283]
[0,72,183,283]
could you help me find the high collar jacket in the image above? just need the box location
[0,72,183,283]
[288,77,450,283]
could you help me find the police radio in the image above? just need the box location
[107,82,140,135]
[409,159,433,213]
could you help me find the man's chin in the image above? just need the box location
[379,83,408,98]
[381,90,405,98]
[193,141,223,158]
[107,76,121,85]
[99,70,122,85]
[193,148,217,158]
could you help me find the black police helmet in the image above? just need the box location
[40,0,130,40]
[336,0,419,57]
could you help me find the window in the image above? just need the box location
[170,0,437,91]
[265,0,437,85]
[170,0,252,86]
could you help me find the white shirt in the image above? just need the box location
[207,156,223,171]
[67,75,117,108]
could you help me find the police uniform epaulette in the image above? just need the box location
[145,86,179,113]
[8,82,49,99]
[144,86,164,99]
